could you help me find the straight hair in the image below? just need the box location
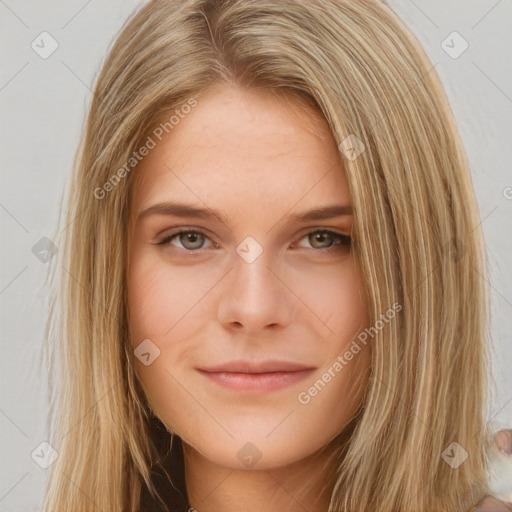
[43,1,490,510]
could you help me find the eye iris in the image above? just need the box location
[180,232,204,250]
[309,231,335,249]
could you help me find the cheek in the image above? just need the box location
[126,246,227,394]
[126,250,207,432]
[290,257,369,351]
[291,259,371,411]
[128,264,169,344]
[127,250,217,343]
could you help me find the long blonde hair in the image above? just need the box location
[43,1,490,510]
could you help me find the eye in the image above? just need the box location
[296,229,351,254]
[156,230,215,251]
[155,228,351,254]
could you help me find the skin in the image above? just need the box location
[127,84,371,512]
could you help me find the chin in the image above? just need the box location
[186,436,315,471]
[179,413,340,471]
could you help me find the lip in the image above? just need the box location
[197,360,316,393]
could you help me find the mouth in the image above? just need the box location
[196,360,316,393]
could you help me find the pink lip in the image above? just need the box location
[197,360,316,392]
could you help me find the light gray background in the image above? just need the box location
[1,1,511,510]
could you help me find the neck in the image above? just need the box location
[182,438,341,512]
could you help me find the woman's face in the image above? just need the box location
[127,84,370,470]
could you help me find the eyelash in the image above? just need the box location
[155,229,351,256]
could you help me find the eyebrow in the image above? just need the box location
[136,201,353,226]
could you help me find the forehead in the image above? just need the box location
[130,85,350,220]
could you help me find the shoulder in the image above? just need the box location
[471,495,512,511]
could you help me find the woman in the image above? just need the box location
[42,0,509,510]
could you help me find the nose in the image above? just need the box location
[216,249,294,335]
